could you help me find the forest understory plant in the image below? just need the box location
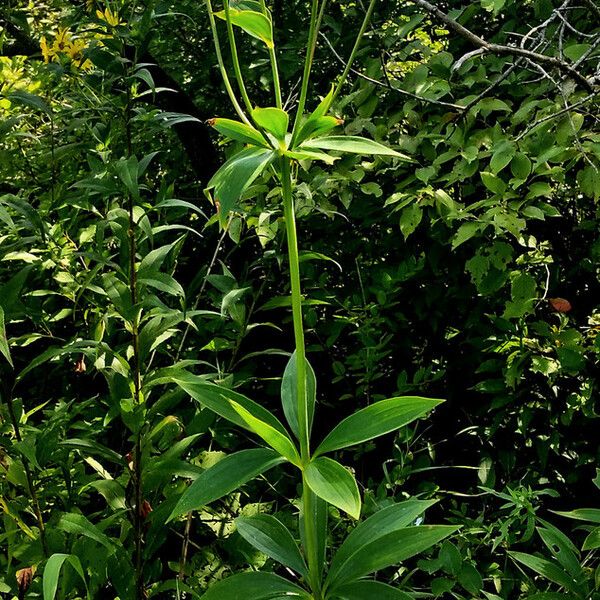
[166,1,457,598]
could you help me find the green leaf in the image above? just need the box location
[57,513,118,553]
[209,117,269,147]
[304,457,361,519]
[198,572,310,600]
[583,527,600,550]
[314,397,442,456]
[509,551,579,592]
[480,171,506,195]
[281,351,316,440]
[114,155,140,200]
[331,581,413,600]
[174,377,290,437]
[300,136,407,158]
[235,514,308,575]
[490,141,516,174]
[215,9,274,48]
[577,166,600,200]
[0,306,13,367]
[553,508,600,523]
[296,115,342,145]
[326,525,459,592]
[206,147,275,226]
[169,448,285,520]
[44,554,88,600]
[399,204,423,240]
[252,107,289,141]
[285,149,338,165]
[510,153,532,179]
[458,563,483,595]
[328,499,437,587]
[229,400,301,466]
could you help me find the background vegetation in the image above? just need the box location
[0,0,599,598]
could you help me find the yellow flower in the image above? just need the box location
[96,7,121,26]
[52,28,72,53]
[40,36,53,63]
[66,37,86,61]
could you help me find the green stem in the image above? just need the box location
[205,0,251,124]
[290,0,324,145]
[223,0,254,114]
[281,157,321,597]
[280,157,308,460]
[259,0,283,108]
[302,477,322,598]
[328,0,376,108]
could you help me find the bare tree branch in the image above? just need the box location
[409,0,596,92]
[319,32,464,110]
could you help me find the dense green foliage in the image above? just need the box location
[0,0,599,598]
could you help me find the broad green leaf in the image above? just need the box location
[490,141,516,174]
[296,115,342,145]
[198,572,310,600]
[206,146,275,226]
[174,377,290,437]
[169,448,285,520]
[537,523,581,577]
[326,525,459,592]
[209,117,269,147]
[300,136,407,158]
[0,306,13,367]
[139,272,185,297]
[281,351,316,440]
[252,107,289,141]
[44,554,88,600]
[509,551,580,593]
[304,457,361,520]
[230,400,301,466]
[236,514,307,575]
[215,9,274,48]
[480,171,506,195]
[553,508,600,523]
[332,581,413,600]
[314,397,442,456]
[583,526,600,550]
[511,153,532,179]
[328,499,437,585]
[57,513,118,553]
[399,204,423,240]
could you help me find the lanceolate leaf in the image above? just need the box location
[285,149,338,165]
[0,306,13,367]
[198,572,310,600]
[230,400,301,466]
[215,9,274,48]
[169,448,285,521]
[235,514,308,576]
[331,581,414,600]
[325,525,459,592]
[252,107,289,141]
[553,508,600,523]
[206,147,275,226]
[329,499,438,581]
[304,457,361,520]
[43,554,88,600]
[281,351,316,440]
[509,551,581,593]
[296,115,342,145]
[209,117,269,147]
[174,378,290,436]
[314,397,443,456]
[300,135,408,158]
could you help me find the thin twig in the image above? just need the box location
[409,0,596,91]
[319,32,464,110]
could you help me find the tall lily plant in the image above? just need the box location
[168,1,458,598]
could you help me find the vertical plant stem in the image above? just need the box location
[223,0,254,114]
[124,72,144,600]
[205,0,251,124]
[328,0,376,107]
[281,156,321,597]
[259,0,283,108]
[0,383,48,557]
